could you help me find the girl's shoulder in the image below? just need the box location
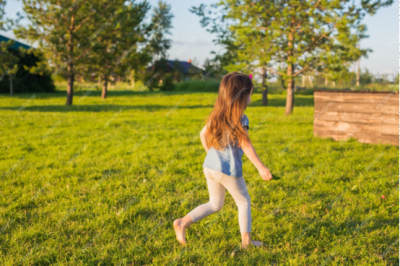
[241,114,249,123]
[241,114,249,128]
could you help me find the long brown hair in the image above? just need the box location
[205,72,253,150]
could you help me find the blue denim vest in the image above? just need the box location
[203,114,249,177]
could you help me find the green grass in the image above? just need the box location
[0,87,398,265]
[174,79,220,92]
[55,78,399,95]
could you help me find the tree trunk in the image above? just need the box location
[285,22,295,116]
[308,75,313,88]
[356,58,360,86]
[131,69,135,89]
[98,75,101,88]
[9,74,13,96]
[66,73,74,105]
[285,66,294,116]
[66,27,74,105]
[261,67,268,106]
[102,75,108,99]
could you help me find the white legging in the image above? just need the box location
[187,167,252,233]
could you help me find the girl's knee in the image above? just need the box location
[238,195,251,208]
[210,201,224,212]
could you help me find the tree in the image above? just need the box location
[0,40,19,95]
[172,59,184,82]
[145,58,167,91]
[15,0,112,105]
[191,0,392,115]
[0,0,5,30]
[0,0,19,96]
[0,45,56,94]
[148,1,173,64]
[85,0,152,99]
[144,1,173,89]
[190,4,239,80]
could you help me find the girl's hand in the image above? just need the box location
[259,167,273,181]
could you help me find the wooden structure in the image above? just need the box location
[313,89,399,146]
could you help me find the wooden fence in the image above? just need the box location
[313,89,399,146]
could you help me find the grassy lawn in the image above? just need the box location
[0,87,398,265]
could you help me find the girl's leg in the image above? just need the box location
[173,167,226,245]
[219,175,251,233]
[218,173,263,247]
[186,171,226,222]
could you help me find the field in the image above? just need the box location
[0,86,398,265]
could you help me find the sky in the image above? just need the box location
[1,0,398,76]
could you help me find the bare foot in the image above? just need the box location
[173,219,187,245]
[241,240,264,249]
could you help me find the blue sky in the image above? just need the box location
[1,0,398,76]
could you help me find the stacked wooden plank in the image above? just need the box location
[313,89,399,146]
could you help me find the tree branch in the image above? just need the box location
[314,0,321,8]
[266,67,280,75]
[293,60,322,77]
[74,45,94,61]
[73,12,96,33]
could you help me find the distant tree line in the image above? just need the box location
[190,0,393,115]
[0,0,395,111]
[0,0,173,105]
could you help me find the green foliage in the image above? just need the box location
[191,0,393,112]
[148,1,174,61]
[0,71,55,93]
[15,0,102,77]
[143,72,160,91]
[0,46,55,93]
[143,58,169,91]
[0,40,18,75]
[172,59,184,82]
[374,73,393,84]
[0,0,13,31]
[0,90,398,264]
[202,58,224,80]
[175,79,220,92]
[85,0,153,95]
[360,69,374,85]
[192,0,393,79]
[321,69,399,88]
[15,0,165,103]
[159,74,175,91]
[0,0,5,30]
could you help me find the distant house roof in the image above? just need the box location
[167,60,204,74]
[0,34,32,50]
[147,59,204,75]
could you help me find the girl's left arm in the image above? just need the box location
[200,124,209,153]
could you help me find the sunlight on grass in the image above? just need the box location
[0,88,398,265]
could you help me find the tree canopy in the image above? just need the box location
[15,0,173,104]
[191,0,393,114]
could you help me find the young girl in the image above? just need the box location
[173,72,273,248]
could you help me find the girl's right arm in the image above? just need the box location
[241,128,273,181]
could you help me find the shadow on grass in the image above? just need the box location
[1,90,315,102]
[0,104,215,112]
[0,90,220,99]
[250,95,314,107]
[0,90,315,111]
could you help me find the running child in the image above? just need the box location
[173,72,273,248]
